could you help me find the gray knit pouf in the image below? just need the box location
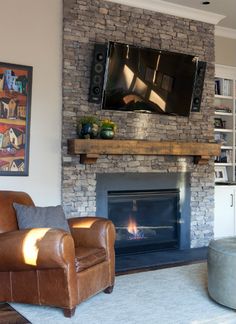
[208,236,236,309]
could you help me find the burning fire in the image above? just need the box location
[127,217,138,236]
[127,216,144,240]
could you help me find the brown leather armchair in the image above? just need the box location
[0,191,116,317]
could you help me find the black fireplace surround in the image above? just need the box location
[108,189,180,254]
[96,173,191,254]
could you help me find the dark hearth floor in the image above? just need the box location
[115,247,207,275]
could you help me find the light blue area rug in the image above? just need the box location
[11,263,236,324]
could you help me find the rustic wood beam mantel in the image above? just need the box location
[67,139,221,164]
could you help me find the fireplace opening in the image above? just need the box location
[108,189,180,255]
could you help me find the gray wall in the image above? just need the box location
[215,36,236,66]
[62,0,216,248]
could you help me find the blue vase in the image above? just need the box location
[80,123,98,139]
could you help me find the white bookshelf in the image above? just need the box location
[214,64,236,183]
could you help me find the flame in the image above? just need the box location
[127,217,138,235]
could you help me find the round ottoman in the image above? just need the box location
[208,236,236,309]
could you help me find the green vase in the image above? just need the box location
[100,126,114,139]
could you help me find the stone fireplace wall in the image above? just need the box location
[62,0,216,248]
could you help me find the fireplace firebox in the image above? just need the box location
[108,189,180,255]
[96,172,191,255]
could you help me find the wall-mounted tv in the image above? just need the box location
[102,42,199,117]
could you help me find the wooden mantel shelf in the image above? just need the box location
[67,139,221,164]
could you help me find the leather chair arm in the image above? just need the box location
[68,217,116,250]
[0,228,75,271]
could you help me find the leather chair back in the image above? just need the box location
[0,191,34,233]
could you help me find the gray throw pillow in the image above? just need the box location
[13,203,70,233]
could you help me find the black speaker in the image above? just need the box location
[88,44,108,103]
[191,61,207,112]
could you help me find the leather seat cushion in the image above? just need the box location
[75,246,106,272]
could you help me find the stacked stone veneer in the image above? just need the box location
[62,0,216,247]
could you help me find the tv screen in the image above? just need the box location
[102,42,198,116]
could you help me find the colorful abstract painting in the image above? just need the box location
[0,62,32,175]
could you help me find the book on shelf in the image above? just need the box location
[215,78,232,96]
[214,150,232,163]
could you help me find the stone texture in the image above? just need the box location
[62,0,215,248]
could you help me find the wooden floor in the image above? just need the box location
[0,303,31,324]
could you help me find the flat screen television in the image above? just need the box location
[102,42,199,117]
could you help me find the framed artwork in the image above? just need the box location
[215,166,228,183]
[214,118,224,129]
[0,62,32,176]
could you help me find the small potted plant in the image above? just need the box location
[100,119,117,139]
[77,115,100,139]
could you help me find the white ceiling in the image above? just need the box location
[162,0,236,29]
